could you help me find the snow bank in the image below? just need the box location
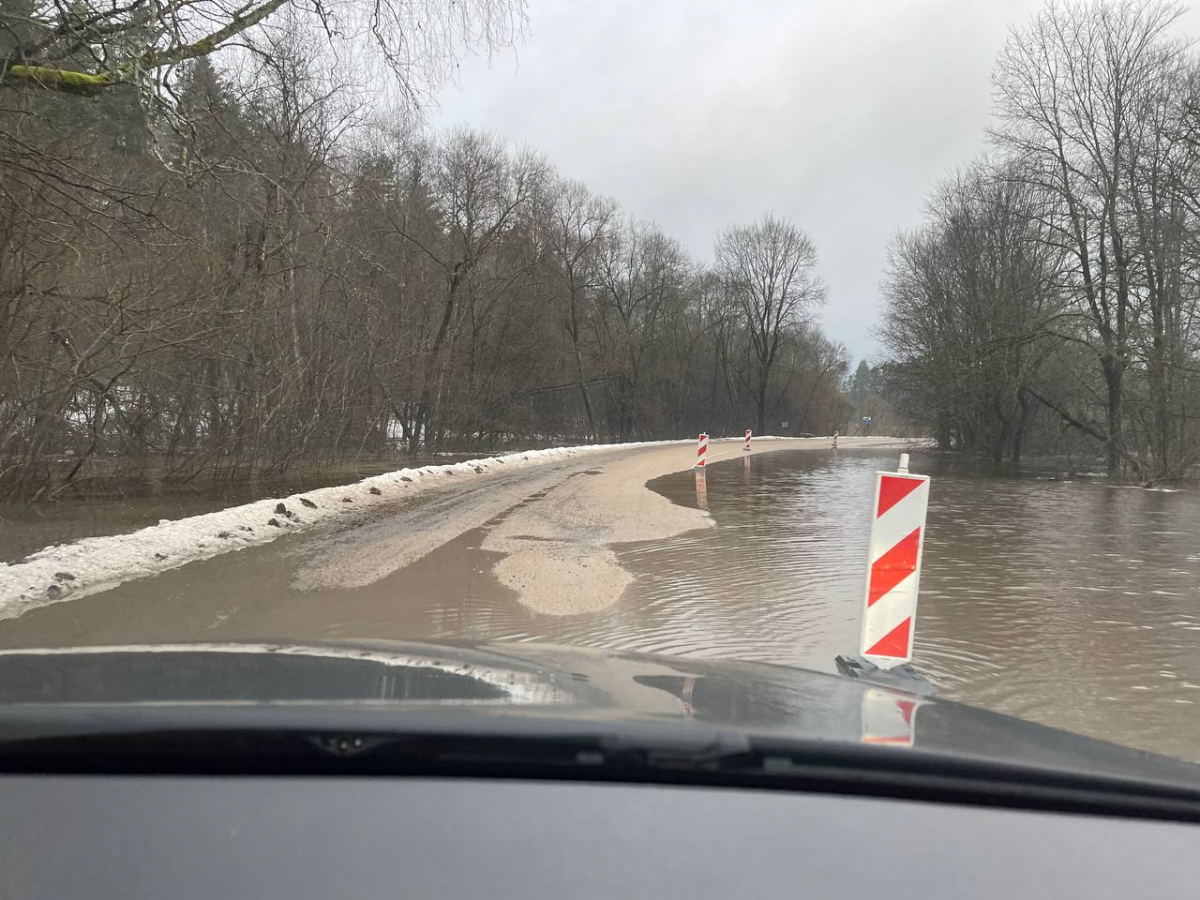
[0,440,678,620]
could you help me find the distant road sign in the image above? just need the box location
[862,416,872,424]
[781,421,789,429]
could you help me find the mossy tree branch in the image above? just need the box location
[1,0,289,96]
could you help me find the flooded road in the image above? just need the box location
[3,444,1198,761]
[630,451,1200,762]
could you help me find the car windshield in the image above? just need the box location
[1,0,1199,773]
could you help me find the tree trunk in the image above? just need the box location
[1147,301,1171,480]
[1011,390,1032,463]
[756,367,768,437]
[1102,357,1124,477]
[567,289,596,441]
[573,344,595,442]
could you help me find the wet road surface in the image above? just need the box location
[2,445,1198,762]
[626,451,1200,762]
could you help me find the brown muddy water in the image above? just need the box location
[0,454,471,563]
[631,450,1200,762]
[400,448,1200,762]
[5,446,1200,762]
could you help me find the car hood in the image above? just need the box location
[0,639,1195,787]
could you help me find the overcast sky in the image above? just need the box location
[431,0,1197,363]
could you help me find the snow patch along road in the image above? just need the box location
[0,441,679,620]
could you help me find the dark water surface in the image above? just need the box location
[642,450,1200,761]
[6,446,1199,762]
[0,454,469,563]
[481,449,1200,761]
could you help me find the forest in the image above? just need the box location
[0,1,859,497]
[12,0,1191,499]
[882,0,1200,482]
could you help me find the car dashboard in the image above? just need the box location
[2,774,1197,898]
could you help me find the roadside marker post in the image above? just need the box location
[744,429,752,452]
[695,432,708,468]
[695,469,708,510]
[836,452,935,694]
[858,452,929,669]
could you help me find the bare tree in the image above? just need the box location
[992,0,1186,475]
[714,214,826,435]
[591,220,686,440]
[881,161,1062,460]
[876,0,1200,479]
[1,0,527,104]
[543,179,616,441]
[0,67,854,493]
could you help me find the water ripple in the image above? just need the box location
[423,447,1200,762]
[561,450,1200,761]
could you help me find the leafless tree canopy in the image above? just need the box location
[882,0,1200,482]
[0,0,527,103]
[715,215,827,435]
[0,23,856,497]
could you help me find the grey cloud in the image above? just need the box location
[432,0,1198,360]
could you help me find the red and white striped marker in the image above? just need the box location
[695,469,708,510]
[744,429,752,452]
[858,453,930,670]
[695,432,708,468]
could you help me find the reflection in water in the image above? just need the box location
[481,449,1200,761]
[6,446,1198,761]
[0,454,470,563]
[860,689,923,747]
[495,451,877,664]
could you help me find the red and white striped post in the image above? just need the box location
[857,453,930,671]
[695,432,709,468]
[744,429,752,452]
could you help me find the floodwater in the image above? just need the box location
[4,446,1200,762]
[0,454,466,563]
[398,448,1200,762]
[626,451,1200,762]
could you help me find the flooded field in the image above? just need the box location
[0,454,468,563]
[3,444,1198,762]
